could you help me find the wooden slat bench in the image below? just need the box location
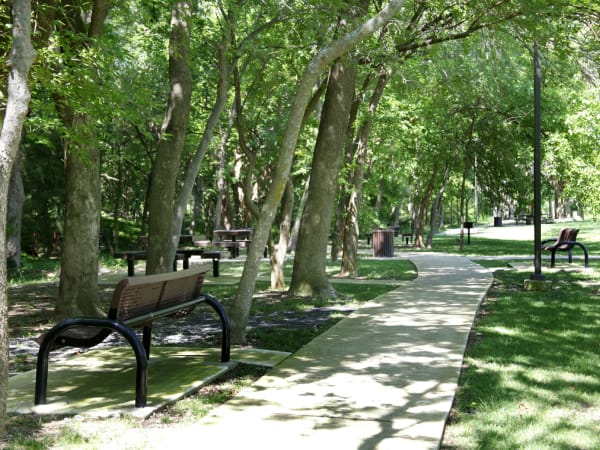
[35,268,230,408]
[542,227,589,268]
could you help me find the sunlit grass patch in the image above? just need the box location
[443,267,600,449]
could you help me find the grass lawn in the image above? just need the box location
[441,220,600,449]
[443,267,600,449]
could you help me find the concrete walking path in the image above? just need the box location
[133,252,492,449]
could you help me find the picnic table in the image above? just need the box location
[114,250,183,276]
[213,228,253,258]
[114,248,221,277]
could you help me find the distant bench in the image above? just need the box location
[35,268,230,408]
[542,227,589,268]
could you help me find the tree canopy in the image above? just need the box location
[2,0,600,429]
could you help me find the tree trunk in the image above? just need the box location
[170,39,230,260]
[426,152,458,248]
[414,165,438,249]
[229,0,407,344]
[459,165,468,253]
[271,180,294,289]
[288,174,310,252]
[7,148,23,268]
[56,114,103,318]
[214,102,236,231]
[0,0,35,434]
[340,69,388,277]
[146,1,192,275]
[290,57,357,298]
[330,72,372,262]
[55,0,109,318]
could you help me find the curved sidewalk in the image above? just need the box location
[142,252,492,449]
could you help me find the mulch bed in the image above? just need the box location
[8,282,352,376]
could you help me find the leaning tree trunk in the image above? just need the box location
[169,38,230,267]
[271,180,294,289]
[0,0,35,435]
[340,69,388,277]
[229,0,407,344]
[290,57,357,298]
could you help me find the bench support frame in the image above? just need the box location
[35,294,230,408]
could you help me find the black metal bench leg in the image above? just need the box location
[143,324,152,358]
[35,319,149,408]
[200,294,231,362]
[127,258,135,277]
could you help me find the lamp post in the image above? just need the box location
[531,43,545,282]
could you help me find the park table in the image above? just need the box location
[114,250,183,276]
[212,228,253,258]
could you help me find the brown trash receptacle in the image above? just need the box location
[372,229,394,257]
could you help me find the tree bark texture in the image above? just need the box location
[55,0,109,317]
[57,114,103,317]
[7,148,24,268]
[0,0,35,435]
[146,1,192,274]
[230,0,407,343]
[270,179,293,289]
[290,58,357,298]
[340,70,388,277]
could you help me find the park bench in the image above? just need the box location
[34,268,230,408]
[541,227,589,268]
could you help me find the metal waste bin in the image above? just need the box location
[372,229,394,257]
[494,216,502,227]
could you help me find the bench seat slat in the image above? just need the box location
[123,296,206,327]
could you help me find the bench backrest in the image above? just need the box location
[108,268,207,323]
[557,228,579,250]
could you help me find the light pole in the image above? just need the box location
[531,43,545,282]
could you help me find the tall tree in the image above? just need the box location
[340,68,389,277]
[229,0,408,343]
[52,0,110,318]
[146,0,193,274]
[289,57,357,298]
[0,0,35,434]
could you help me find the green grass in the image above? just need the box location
[442,267,600,449]
[432,220,600,256]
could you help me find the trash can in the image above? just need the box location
[372,229,394,257]
[494,216,502,227]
